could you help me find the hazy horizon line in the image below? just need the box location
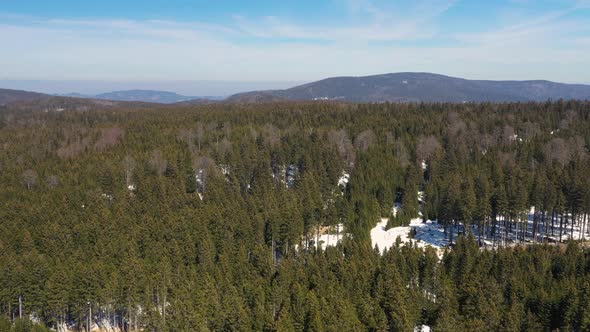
[1,73,589,96]
[0,79,307,96]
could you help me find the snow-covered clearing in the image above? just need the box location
[307,169,589,257]
[316,224,344,251]
[371,218,448,255]
[304,208,589,256]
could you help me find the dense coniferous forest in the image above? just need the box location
[1,101,590,331]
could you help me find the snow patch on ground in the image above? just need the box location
[338,171,350,187]
[371,217,449,255]
[316,224,345,250]
[273,164,299,188]
[371,218,412,253]
[219,164,230,176]
[287,164,297,188]
[392,203,400,217]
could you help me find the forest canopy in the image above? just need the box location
[1,100,590,331]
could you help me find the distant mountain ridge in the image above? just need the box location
[58,90,223,104]
[0,88,222,109]
[227,73,590,103]
[3,73,590,107]
[0,88,164,112]
[94,90,197,103]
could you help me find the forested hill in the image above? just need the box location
[0,89,165,112]
[227,72,590,103]
[1,101,590,331]
[0,88,48,105]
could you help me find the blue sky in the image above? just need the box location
[1,0,589,94]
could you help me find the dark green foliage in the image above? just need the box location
[1,100,590,331]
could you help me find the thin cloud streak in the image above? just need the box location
[0,0,588,82]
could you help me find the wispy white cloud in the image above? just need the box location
[232,14,437,42]
[0,0,588,83]
[231,0,455,42]
[454,4,589,48]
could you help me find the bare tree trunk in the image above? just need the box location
[571,212,575,239]
[156,290,160,318]
[506,216,510,243]
[271,238,275,269]
[163,288,167,324]
[478,218,482,245]
[523,212,527,242]
[492,216,497,247]
[316,223,320,253]
[582,213,587,241]
[543,210,547,242]
[532,207,538,243]
[559,212,564,242]
[449,221,454,244]
[88,303,91,332]
[551,210,555,236]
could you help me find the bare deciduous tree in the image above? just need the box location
[263,124,281,148]
[328,129,356,168]
[123,155,136,186]
[569,135,587,160]
[478,133,495,153]
[447,112,467,137]
[195,122,205,151]
[544,138,570,166]
[502,125,517,144]
[222,122,232,138]
[95,127,125,150]
[149,150,168,176]
[217,138,232,159]
[193,156,217,194]
[354,129,376,152]
[559,109,578,130]
[521,121,540,140]
[193,155,216,171]
[248,126,258,141]
[46,175,59,189]
[22,169,38,190]
[206,121,218,132]
[394,141,410,167]
[57,137,92,159]
[498,151,517,167]
[416,135,442,162]
[385,132,395,145]
[178,129,196,152]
